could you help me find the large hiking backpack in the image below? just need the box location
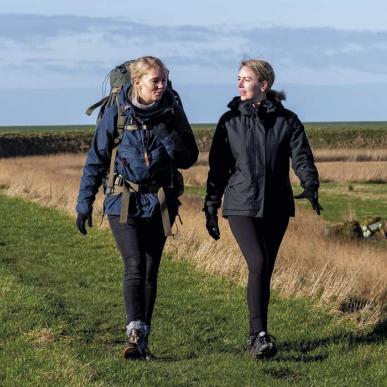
[85,60,182,125]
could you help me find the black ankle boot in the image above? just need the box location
[249,332,277,359]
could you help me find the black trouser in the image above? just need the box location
[228,215,289,335]
[108,215,167,326]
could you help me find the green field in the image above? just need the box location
[0,125,95,133]
[0,194,386,386]
[0,121,386,134]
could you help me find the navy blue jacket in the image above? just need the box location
[76,85,198,218]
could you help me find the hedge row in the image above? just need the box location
[1,126,387,157]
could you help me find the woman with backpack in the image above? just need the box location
[203,59,322,359]
[76,56,198,360]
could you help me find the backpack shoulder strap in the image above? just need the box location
[107,93,126,191]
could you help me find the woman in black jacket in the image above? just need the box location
[76,56,198,360]
[203,59,322,359]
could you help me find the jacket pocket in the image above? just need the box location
[116,147,148,181]
[227,174,247,188]
[224,174,253,209]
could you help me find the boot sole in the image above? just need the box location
[123,348,145,360]
[255,346,278,360]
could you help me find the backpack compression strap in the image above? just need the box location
[85,86,123,116]
[85,96,109,116]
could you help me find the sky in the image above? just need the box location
[1,0,387,124]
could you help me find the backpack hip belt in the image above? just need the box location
[106,174,172,237]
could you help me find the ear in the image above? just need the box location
[134,78,141,88]
[260,80,269,93]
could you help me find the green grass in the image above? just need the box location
[304,121,387,130]
[0,194,386,386]
[0,124,215,134]
[0,125,95,133]
[292,182,387,229]
[191,121,387,149]
[1,122,386,133]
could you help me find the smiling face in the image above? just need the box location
[135,66,167,105]
[238,65,268,103]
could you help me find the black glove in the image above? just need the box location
[76,211,93,235]
[152,121,172,139]
[203,207,220,240]
[294,188,323,215]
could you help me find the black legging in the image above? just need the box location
[108,215,167,326]
[228,215,289,335]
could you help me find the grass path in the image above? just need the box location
[0,194,386,386]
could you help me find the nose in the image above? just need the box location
[157,80,166,89]
[238,79,244,88]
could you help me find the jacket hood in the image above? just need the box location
[227,89,286,116]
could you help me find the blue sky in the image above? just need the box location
[1,0,387,124]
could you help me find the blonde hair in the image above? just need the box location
[240,59,285,101]
[128,56,169,101]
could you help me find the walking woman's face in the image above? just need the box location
[238,66,268,102]
[136,67,167,105]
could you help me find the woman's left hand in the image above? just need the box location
[294,189,323,215]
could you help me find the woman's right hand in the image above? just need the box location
[76,211,93,235]
[203,207,220,240]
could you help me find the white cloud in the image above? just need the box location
[1,14,387,90]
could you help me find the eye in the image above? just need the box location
[152,78,166,85]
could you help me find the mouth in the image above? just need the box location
[239,90,247,99]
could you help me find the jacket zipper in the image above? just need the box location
[142,129,150,166]
[256,115,266,209]
[250,117,257,196]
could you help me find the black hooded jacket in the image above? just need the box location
[205,93,319,218]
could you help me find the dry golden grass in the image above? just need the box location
[299,161,387,183]
[197,149,387,164]
[24,328,55,345]
[0,154,105,218]
[185,153,387,186]
[314,148,387,162]
[0,153,386,325]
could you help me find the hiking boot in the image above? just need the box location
[143,342,154,361]
[249,332,277,359]
[142,334,155,361]
[123,328,148,360]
